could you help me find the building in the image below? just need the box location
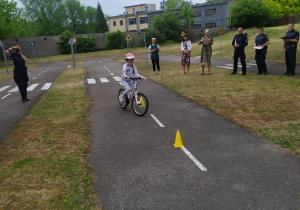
[108,1,233,32]
[148,1,234,29]
[108,4,156,32]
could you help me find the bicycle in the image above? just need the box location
[118,77,149,117]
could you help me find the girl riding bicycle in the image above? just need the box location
[119,53,144,102]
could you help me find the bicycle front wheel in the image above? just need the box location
[118,88,129,110]
[131,93,149,117]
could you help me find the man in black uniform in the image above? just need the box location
[231,27,248,75]
[281,23,299,76]
[255,27,269,75]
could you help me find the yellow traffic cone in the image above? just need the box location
[174,130,184,148]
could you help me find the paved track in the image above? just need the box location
[0,61,69,144]
[86,58,300,209]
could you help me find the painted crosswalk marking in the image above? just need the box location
[119,82,123,86]
[0,86,11,93]
[225,64,250,68]
[100,78,109,83]
[27,84,39,91]
[1,93,11,99]
[113,76,122,82]
[8,86,19,92]
[41,83,52,90]
[87,79,96,84]
[215,66,233,70]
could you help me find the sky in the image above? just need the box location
[14,0,206,17]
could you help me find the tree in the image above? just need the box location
[230,0,275,28]
[20,0,66,36]
[95,2,108,33]
[86,6,97,33]
[165,0,185,9]
[181,1,194,31]
[64,0,86,33]
[152,8,181,42]
[264,0,300,18]
[0,0,21,40]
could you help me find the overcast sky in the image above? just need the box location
[14,0,206,16]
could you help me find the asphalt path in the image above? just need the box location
[0,61,69,145]
[139,54,300,78]
[86,58,300,209]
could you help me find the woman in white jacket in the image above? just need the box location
[181,35,192,74]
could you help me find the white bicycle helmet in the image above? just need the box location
[125,53,135,60]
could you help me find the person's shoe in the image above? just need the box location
[158,72,162,75]
[256,73,262,75]
[22,99,27,103]
[288,73,295,76]
[119,96,124,103]
[231,72,237,75]
[263,73,268,76]
[26,98,30,101]
[153,72,155,75]
[241,73,246,75]
[283,72,289,75]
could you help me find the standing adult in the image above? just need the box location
[5,45,30,103]
[199,29,213,75]
[231,27,248,75]
[149,38,161,75]
[254,27,269,75]
[281,23,299,76]
[181,35,192,74]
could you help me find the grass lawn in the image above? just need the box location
[0,64,98,209]
[134,61,300,156]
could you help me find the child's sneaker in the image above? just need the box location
[119,96,124,103]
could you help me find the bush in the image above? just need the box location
[143,28,167,46]
[105,30,125,50]
[57,30,96,54]
[57,30,74,54]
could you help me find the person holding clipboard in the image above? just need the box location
[254,28,269,75]
[281,23,299,76]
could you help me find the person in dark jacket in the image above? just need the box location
[281,23,299,76]
[5,45,30,102]
[254,27,269,75]
[231,27,248,75]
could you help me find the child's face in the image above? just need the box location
[127,59,134,66]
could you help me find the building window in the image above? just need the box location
[205,9,216,17]
[129,18,136,25]
[120,20,123,26]
[194,11,201,18]
[140,17,148,24]
[205,22,216,28]
[113,21,116,26]
[133,8,135,14]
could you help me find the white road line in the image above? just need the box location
[212,51,221,54]
[41,83,52,90]
[119,82,123,86]
[100,78,109,83]
[215,66,233,70]
[27,83,39,91]
[47,68,49,70]
[111,73,114,75]
[33,77,37,80]
[38,74,41,76]
[244,63,256,66]
[99,60,102,63]
[181,147,207,171]
[225,64,250,68]
[106,68,108,69]
[8,86,19,92]
[0,86,11,93]
[150,114,165,127]
[87,79,96,84]
[113,76,122,82]
[108,70,111,72]
[43,71,46,73]
[1,93,11,99]
[104,66,106,68]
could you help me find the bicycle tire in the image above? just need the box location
[118,88,129,110]
[131,93,149,117]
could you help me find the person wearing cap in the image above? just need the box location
[199,29,213,75]
[181,34,192,74]
[5,45,30,103]
[281,23,299,76]
[149,38,161,75]
[119,53,144,103]
[254,27,269,75]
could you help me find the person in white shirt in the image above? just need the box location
[181,35,192,74]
